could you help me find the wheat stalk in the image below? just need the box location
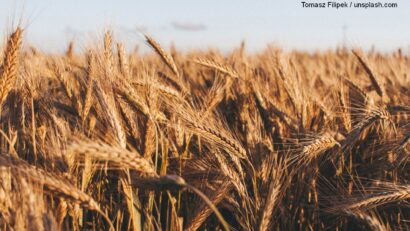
[345,210,388,231]
[185,181,232,231]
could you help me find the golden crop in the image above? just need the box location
[0,28,408,231]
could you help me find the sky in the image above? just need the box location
[0,0,409,53]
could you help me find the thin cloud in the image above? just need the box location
[172,21,206,31]
[118,25,148,35]
[135,25,148,33]
[64,26,85,37]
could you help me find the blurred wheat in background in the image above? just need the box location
[0,27,409,231]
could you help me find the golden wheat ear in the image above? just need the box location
[192,58,239,78]
[0,27,22,109]
[337,186,410,213]
[145,34,180,77]
[66,41,74,59]
[0,154,101,212]
[81,49,95,122]
[116,42,130,77]
[67,139,157,175]
[352,50,384,97]
[301,133,340,163]
[103,30,115,79]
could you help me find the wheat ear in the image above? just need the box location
[145,34,180,77]
[193,58,239,78]
[332,186,410,213]
[104,31,114,78]
[352,51,383,97]
[302,134,340,162]
[117,43,130,77]
[0,155,100,211]
[0,27,22,108]
[68,139,156,175]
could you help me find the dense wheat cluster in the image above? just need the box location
[0,27,409,231]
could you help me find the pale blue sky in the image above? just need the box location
[1,0,409,53]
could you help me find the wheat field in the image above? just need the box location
[0,27,409,231]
